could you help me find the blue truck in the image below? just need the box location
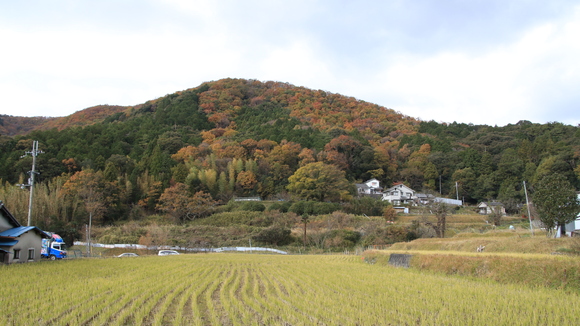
[41,232,67,260]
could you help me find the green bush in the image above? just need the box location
[240,201,266,212]
[267,201,292,213]
[343,197,387,216]
[252,226,294,246]
[325,229,361,248]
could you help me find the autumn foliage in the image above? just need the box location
[1,77,580,233]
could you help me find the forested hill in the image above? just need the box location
[0,105,127,136]
[0,78,579,228]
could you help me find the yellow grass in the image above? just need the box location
[2,254,580,325]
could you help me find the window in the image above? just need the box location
[28,249,35,260]
[13,249,20,260]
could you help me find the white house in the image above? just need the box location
[382,183,415,205]
[355,178,383,196]
[477,202,506,216]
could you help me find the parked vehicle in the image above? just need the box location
[117,253,139,257]
[158,250,179,256]
[41,232,67,260]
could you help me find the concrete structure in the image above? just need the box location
[0,201,49,264]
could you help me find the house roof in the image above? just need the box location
[479,201,503,207]
[0,238,19,247]
[0,226,50,238]
[385,183,415,192]
[0,202,22,228]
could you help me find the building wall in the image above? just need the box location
[0,215,13,231]
[8,232,43,263]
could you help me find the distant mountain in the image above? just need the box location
[0,78,578,227]
[0,105,127,136]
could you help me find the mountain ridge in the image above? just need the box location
[1,79,419,138]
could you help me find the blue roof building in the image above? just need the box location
[0,201,49,264]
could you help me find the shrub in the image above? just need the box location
[360,225,415,246]
[324,229,361,248]
[267,201,292,213]
[343,197,387,216]
[252,226,293,246]
[383,206,398,221]
[313,202,340,215]
[240,201,266,212]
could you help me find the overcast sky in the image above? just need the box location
[1,0,579,126]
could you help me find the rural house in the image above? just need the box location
[477,201,506,216]
[0,201,49,264]
[355,178,383,198]
[382,183,416,205]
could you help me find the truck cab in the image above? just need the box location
[41,233,67,260]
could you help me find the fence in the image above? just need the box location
[73,242,287,255]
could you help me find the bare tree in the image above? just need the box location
[429,202,450,238]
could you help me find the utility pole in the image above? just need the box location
[88,212,93,257]
[86,224,90,257]
[455,182,459,201]
[17,140,43,226]
[523,181,534,236]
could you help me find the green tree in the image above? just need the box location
[532,174,580,237]
[287,162,352,202]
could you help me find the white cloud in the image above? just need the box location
[257,41,332,87]
[369,9,580,126]
[1,1,579,126]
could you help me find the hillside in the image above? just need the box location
[0,115,57,136]
[0,78,579,237]
[0,105,128,136]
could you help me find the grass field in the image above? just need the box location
[2,253,580,325]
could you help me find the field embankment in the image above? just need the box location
[390,230,580,254]
[366,232,580,292]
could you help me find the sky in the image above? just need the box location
[1,0,579,126]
